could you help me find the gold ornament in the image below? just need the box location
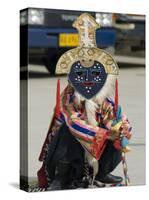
[55,13,119,75]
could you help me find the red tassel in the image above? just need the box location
[114,79,118,117]
[55,79,61,118]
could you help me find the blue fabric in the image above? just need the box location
[121,136,129,148]
[106,98,114,107]
[116,106,122,120]
[71,123,96,137]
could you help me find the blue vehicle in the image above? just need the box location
[20,8,116,75]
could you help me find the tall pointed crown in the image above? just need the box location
[55,13,119,75]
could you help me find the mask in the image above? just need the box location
[68,60,107,99]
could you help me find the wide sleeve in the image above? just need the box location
[100,98,132,140]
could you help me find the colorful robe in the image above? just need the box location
[39,85,132,162]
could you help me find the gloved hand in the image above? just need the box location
[108,121,122,141]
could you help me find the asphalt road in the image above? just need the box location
[26,64,145,186]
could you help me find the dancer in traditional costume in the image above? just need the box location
[37,13,132,190]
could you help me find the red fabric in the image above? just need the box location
[113,139,121,151]
[92,130,109,160]
[114,79,118,117]
[37,163,48,188]
[113,80,122,151]
[38,114,55,161]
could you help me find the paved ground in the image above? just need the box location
[26,64,145,186]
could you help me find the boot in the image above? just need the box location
[96,173,123,184]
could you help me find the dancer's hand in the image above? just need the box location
[108,121,122,141]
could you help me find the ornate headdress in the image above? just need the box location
[55,13,119,75]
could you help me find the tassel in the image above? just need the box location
[114,79,118,117]
[55,79,61,118]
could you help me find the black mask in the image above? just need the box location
[68,60,107,99]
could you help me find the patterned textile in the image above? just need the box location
[60,85,132,160]
[39,84,132,161]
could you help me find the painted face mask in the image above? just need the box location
[68,60,107,99]
[55,13,119,98]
